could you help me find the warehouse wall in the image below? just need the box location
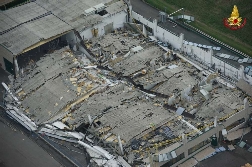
[80,11,127,40]
[132,11,182,49]
[0,45,14,74]
[131,11,252,85]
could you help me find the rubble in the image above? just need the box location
[2,28,250,167]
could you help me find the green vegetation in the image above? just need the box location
[145,0,252,56]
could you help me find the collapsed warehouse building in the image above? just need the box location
[2,29,252,167]
[1,0,252,166]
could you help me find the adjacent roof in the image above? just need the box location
[3,2,48,24]
[0,25,41,55]
[23,14,72,39]
[34,0,104,30]
[237,79,252,97]
[0,14,72,55]
[0,12,19,32]
[0,0,127,55]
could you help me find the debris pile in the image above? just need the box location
[2,29,248,167]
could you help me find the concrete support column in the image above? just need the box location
[118,135,124,155]
[238,65,245,80]
[143,25,147,37]
[153,19,157,36]
[182,133,187,144]
[214,116,217,127]
[210,48,213,66]
[129,5,133,23]
[215,131,220,138]
[14,57,19,74]
[13,56,17,78]
[178,33,184,49]
[191,46,194,56]
[182,133,188,158]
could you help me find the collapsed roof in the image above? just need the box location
[4,29,247,164]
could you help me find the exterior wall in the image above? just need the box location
[182,44,251,83]
[131,11,252,85]
[156,26,181,49]
[80,11,127,40]
[182,44,212,64]
[132,11,155,30]
[132,11,182,49]
[0,45,14,72]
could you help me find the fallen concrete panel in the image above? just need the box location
[194,146,216,162]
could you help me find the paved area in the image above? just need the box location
[243,130,252,146]
[196,146,252,167]
[196,131,252,167]
[0,116,63,167]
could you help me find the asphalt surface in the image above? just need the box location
[196,145,252,167]
[0,2,250,167]
[0,108,88,167]
[0,115,62,167]
[131,0,251,68]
